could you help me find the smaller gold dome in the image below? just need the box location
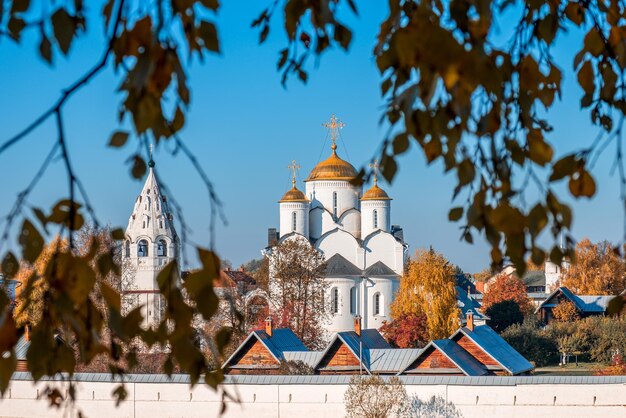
[361,183,391,201]
[306,146,358,181]
[279,185,308,202]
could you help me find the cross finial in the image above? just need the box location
[369,159,380,185]
[288,160,301,188]
[322,114,345,152]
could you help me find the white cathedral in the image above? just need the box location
[123,155,180,328]
[267,115,408,333]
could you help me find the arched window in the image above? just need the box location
[292,212,297,232]
[374,292,382,316]
[373,209,378,229]
[157,239,167,257]
[125,240,130,258]
[330,287,339,314]
[143,215,150,228]
[350,286,357,315]
[332,192,338,217]
[159,217,164,228]
[137,240,149,257]
[145,196,151,210]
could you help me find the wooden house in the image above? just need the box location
[535,287,615,323]
[222,317,308,375]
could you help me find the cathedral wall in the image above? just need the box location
[363,232,403,274]
[305,180,361,219]
[326,278,359,333]
[361,200,391,237]
[337,209,361,239]
[279,202,309,238]
[363,278,395,329]
[316,229,361,268]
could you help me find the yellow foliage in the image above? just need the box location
[13,237,67,327]
[391,248,459,340]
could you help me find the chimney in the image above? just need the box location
[466,309,474,331]
[353,315,362,336]
[24,325,30,342]
[265,316,273,337]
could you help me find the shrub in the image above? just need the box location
[501,319,558,366]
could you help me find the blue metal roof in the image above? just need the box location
[283,351,323,367]
[222,328,308,368]
[456,325,534,375]
[368,348,421,373]
[431,340,488,376]
[536,287,614,314]
[456,286,488,320]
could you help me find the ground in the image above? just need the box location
[534,362,598,376]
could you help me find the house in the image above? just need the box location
[222,317,308,374]
[399,312,533,376]
[535,287,616,323]
[223,313,534,376]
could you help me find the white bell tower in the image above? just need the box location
[123,148,179,328]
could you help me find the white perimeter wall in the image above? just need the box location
[1,379,625,418]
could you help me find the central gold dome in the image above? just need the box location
[306,146,358,182]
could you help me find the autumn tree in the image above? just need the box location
[380,314,429,349]
[344,375,409,418]
[562,239,626,295]
[13,237,67,327]
[552,300,580,322]
[267,238,328,349]
[482,274,533,315]
[391,249,459,340]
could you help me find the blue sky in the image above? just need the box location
[0,2,623,272]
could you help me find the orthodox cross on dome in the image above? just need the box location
[288,160,301,187]
[322,114,345,151]
[369,159,380,185]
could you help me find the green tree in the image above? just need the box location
[485,300,524,333]
[501,319,558,366]
[391,248,459,340]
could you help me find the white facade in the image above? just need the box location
[268,122,407,334]
[123,160,179,328]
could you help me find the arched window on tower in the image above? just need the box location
[333,192,338,217]
[373,210,378,229]
[142,215,150,229]
[145,196,151,210]
[330,287,339,314]
[374,292,382,316]
[125,240,130,258]
[137,240,148,257]
[159,217,164,229]
[157,239,167,257]
[292,212,297,232]
[350,286,357,315]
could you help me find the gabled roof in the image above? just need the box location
[535,286,614,314]
[520,270,546,287]
[398,340,487,376]
[315,329,391,372]
[324,254,362,277]
[222,328,308,369]
[364,261,398,277]
[451,325,534,375]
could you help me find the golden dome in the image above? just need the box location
[361,183,391,200]
[306,146,358,181]
[279,185,308,202]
